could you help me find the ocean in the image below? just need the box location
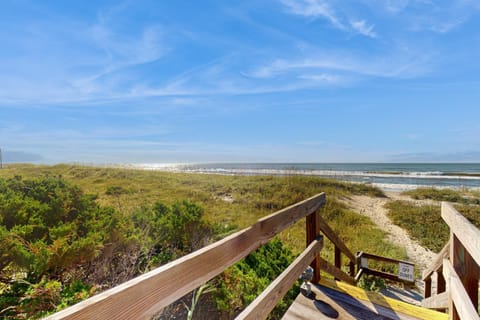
[133,163,480,191]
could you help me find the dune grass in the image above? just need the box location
[0,164,401,259]
[0,164,411,318]
[402,187,480,205]
[385,200,480,253]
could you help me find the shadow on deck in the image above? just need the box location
[282,278,448,320]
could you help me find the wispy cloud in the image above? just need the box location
[368,0,479,34]
[0,2,168,105]
[247,48,431,81]
[279,0,345,29]
[350,20,377,38]
[297,73,342,83]
[380,0,410,14]
[279,0,379,38]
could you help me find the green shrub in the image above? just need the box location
[0,176,218,319]
[215,239,298,319]
[105,185,130,195]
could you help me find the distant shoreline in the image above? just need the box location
[127,162,480,192]
[3,162,480,192]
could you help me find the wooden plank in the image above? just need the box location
[236,236,323,320]
[47,193,326,320]
[450,232,460,320]
[349,260,355,277]
[450,233,479,319]
[422,241,450,281]
[354,268,364,283]
[362,268,414,284]
[318,257,356,286]
[316,214,356,263]
[315,278,449,320]
[442,202,480,266]
[282,281,401,320]
[306,210,321,283]
[443,258,480,320]
[421,292,448,310]
[360,252,414,267]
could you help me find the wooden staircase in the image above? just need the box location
[45,194,479,320]
[283,279,447,320]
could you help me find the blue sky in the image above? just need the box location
[1,0,480,163]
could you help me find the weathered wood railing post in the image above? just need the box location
[334,246,341,281]
[441,202,480,320]
[349,260,355,277]
[449,233,479,320]
[422,241,449,310]
[306,208,321,283]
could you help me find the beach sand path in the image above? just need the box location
[341,193,436,271]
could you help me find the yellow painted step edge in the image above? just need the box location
[318,278,448,320]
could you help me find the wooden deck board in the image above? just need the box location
[282,279,449,320]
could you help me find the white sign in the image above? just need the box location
[398,262,414,282]
[361,257,368,268]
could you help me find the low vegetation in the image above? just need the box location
[215,239,298,319]
[0,164,404,319]
[402,187,480,205]
[386,199,480,253]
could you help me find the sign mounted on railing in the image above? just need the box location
[398,262,414,282]
[360,257,368,269]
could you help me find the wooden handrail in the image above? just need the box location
[359,252,415,267]
[422,241,450,281]
[316,213,357,280]
[318,257,356,285]
[316,214,356,263]
[356,251,415,284]
[442,202,480,265]
[47,193,326,320]
[421,292,448,310]
[235,236,324,320]
[422,202,480,320]
[443,259,480,320]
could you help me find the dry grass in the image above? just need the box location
[0,164,403,260]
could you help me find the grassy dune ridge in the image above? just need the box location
[0,164,398,255]
[0,164,405,319]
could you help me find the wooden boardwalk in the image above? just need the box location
[46,196,479,320]
[282,279,448,320]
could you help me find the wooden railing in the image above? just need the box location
[309,209,357,285]
[355,251,415,285]
[47,193,327,320]
[46,191,418,320]
[422,202,480,320]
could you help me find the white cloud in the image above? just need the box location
[383,0,410,14]
[0,0,170,105]
[297,73,341,83]
[350,20,377,38]
[280,0,379,38]
[247,47,431,81]
[279,0,345,29]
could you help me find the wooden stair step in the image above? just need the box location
[282,279,448,320]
